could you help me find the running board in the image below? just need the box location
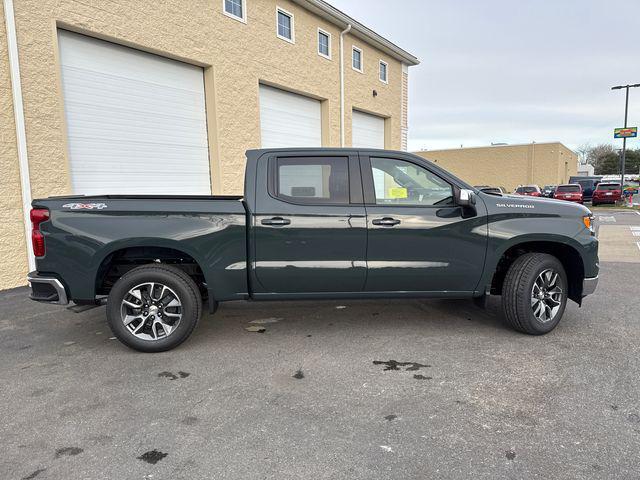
[66,297,107,313]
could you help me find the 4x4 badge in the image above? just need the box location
[62,203,108,210]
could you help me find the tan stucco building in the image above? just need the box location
[414,142,578,193]
[0,0,418,289]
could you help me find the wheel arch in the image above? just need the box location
[485,237,586,304]
[94,241,210,299]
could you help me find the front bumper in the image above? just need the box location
[27,271,69,305]
[582,275,598,297]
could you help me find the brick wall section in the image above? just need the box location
[414,143,578,192]
[0,3,29,290]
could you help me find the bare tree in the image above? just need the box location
[583,143,617,171]
[576,143,591,165]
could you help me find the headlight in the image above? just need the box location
[583,214,595,234]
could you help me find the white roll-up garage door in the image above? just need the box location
[58,30,211,195]
[259,85,322,148]
[351,110,385,149]
[352,110,386,193]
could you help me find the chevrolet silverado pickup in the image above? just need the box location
[28,148,599,352]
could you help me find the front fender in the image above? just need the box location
[475,211,596,294]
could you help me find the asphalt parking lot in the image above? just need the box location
[2,210,640,480]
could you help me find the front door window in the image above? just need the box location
[370,157,453,206]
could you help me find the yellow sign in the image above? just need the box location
[389,187,408,199]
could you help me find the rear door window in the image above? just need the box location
[275,156,349,204]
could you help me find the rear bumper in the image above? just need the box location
[582,275,598,297]
[27,271,69,305]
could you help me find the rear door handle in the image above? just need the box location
[261,217,291,226]
[372,217,401,226]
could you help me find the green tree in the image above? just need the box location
[595,152,619,174]
[624,149,640,175]
[593,148,640,175]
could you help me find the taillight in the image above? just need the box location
[30,208,49,257]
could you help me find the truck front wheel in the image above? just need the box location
[106,264,202,352]
[502,253,568,335]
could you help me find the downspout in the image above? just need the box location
[339,23,352,147]
[3,0,35,271]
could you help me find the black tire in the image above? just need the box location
[591,201,598,207]
[106,264,202,352]
[501,253,568,335]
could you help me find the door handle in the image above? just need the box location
[372,217,401,226]
[261,217,291,226]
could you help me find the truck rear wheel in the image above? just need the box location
[502,253,568,335]
[106,264,201,352]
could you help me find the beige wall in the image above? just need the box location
[414,143,578,192]
[0,0,409,289]
[0,3,29,290]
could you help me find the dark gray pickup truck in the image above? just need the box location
[28,148,599,352]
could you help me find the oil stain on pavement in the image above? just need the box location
[22,468,46,480]
[55,447,83,458]
[158,371,190,380]
[373,360,430,371]
[137,450,168,464]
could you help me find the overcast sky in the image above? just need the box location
[330,0,640,153]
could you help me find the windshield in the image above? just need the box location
[557,185,581,193]
[522,186,538,193]
[597,184,620,191]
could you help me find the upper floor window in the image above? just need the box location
[276,7,294,43]
[223,0,246,22]
[352,46,363,72]
[318,28,331,59]
[379,60,388,83]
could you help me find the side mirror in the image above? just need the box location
[456,188,476,207]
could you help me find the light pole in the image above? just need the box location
[611,83,640,189]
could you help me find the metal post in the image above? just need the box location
[612,83,640,197]
[621,86,629,190]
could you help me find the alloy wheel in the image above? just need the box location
[530,269,564,323]
[120,282,182,341]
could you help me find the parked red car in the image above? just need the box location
[591,182,622,206]
[554,184,583,204]
[514,185,542,196]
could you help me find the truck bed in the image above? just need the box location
[32,195,249,303]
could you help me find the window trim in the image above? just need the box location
[276,6,295,44]
[379,60,388,84]
[317,28,332,60]
[222,0,247,23]
[361,155,456,208]
[352,46,363,73]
